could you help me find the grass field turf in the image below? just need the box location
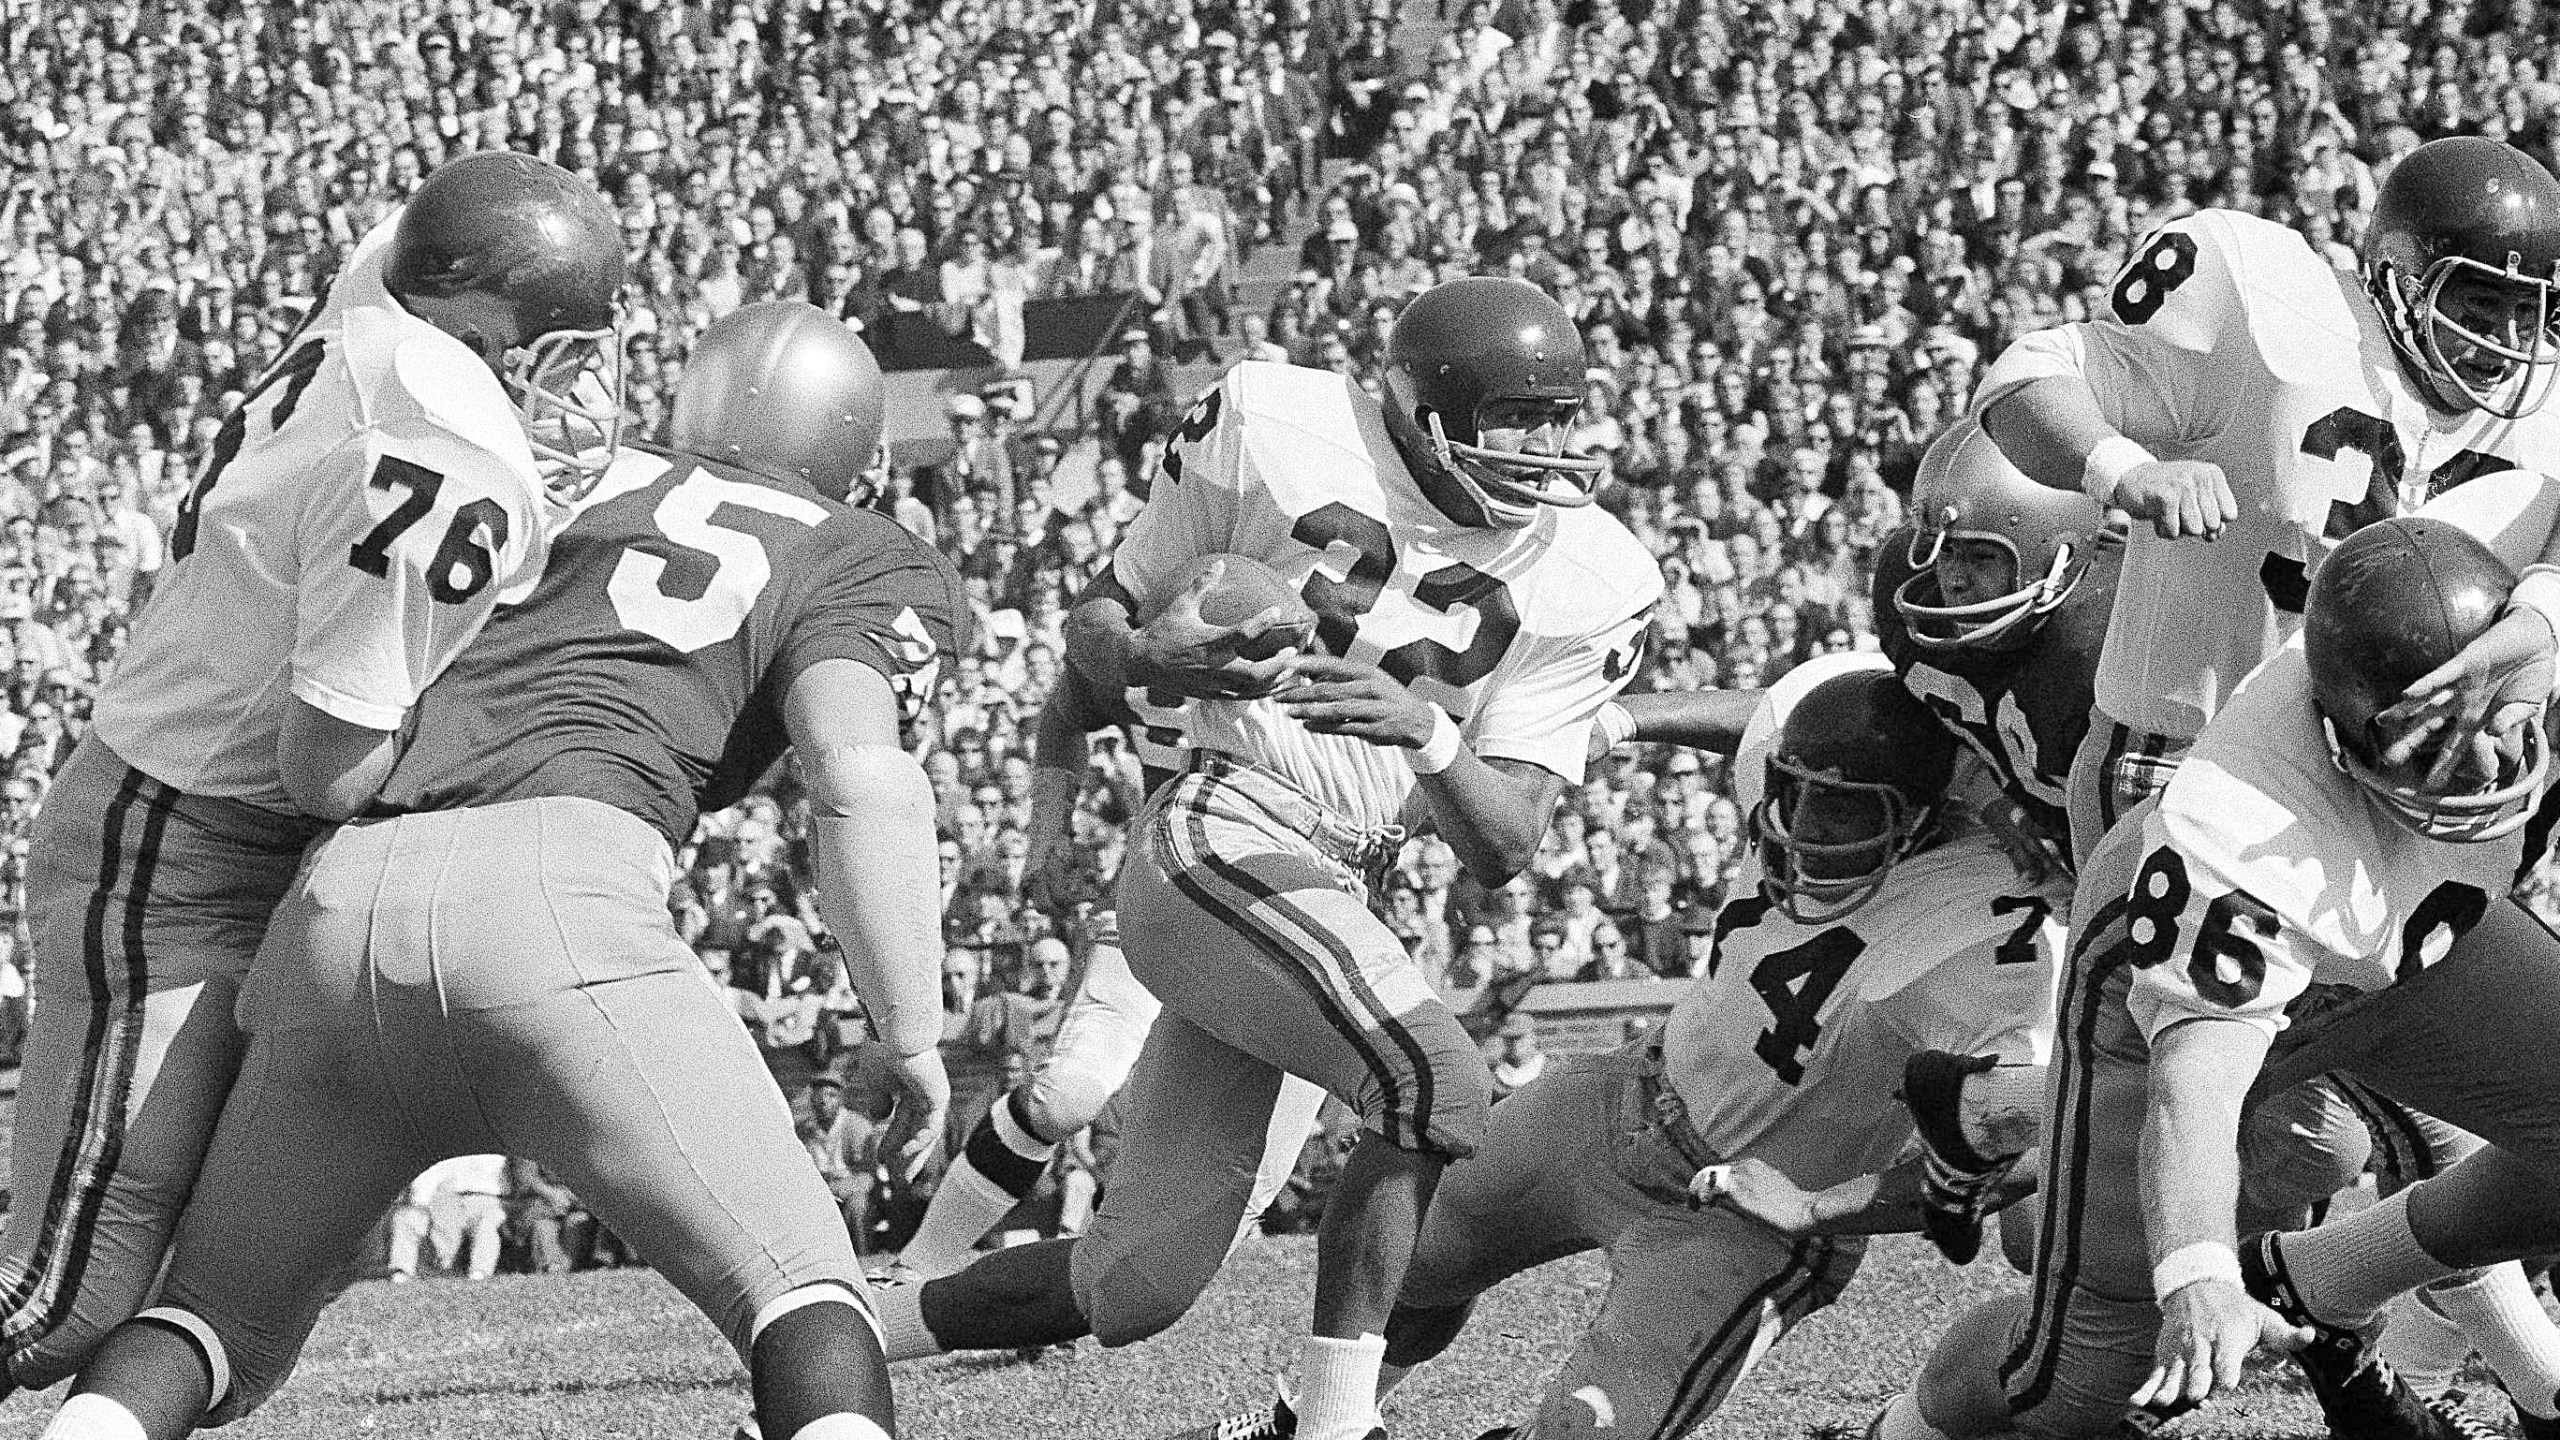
[1,1231,2482,1440]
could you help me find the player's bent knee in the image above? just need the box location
[751,1282,880,1353]
[1363,1011,1494,1161]
[1022,1070,1112,1142]
[1075,1243,1221,1348]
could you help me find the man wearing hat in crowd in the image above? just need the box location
[801,1067,885,1245]
[1096,324,1177,481]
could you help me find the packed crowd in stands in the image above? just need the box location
[10,0,2560,1253]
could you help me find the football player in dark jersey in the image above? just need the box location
[32,301,963,1440]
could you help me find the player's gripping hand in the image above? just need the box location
[2132,1277,2310,1413]
[2111,459,2239,541]
[883,1046,953,1184]
[1130,560,1302,700]
[1980,799,2069,887]
[2377,606,2556,790]
[1688,1159,1819,1236]
[1276,654,1438,750]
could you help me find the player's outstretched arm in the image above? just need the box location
[2133,1015,2306,1412]
[1982,377,2236,542]
[276,698,400,820]
[1593,687,1764,758]
[788,656,950,1180]
[1691,1154,2036,1240]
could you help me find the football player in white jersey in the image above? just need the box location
[892,665,1327,1281]
[1881,471,2560,1440]
[1350,661,2063,1440]
[0,150,621,1393]
[1958,136,2560,858]
[869,278,1659,1440]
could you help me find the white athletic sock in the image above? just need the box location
[2428,1263,2560,1418]
[1870,1392,1955,1440]
[898,1159,1016,1280]
[40,1395,149,1440]
[869,1279,946,1363]
[1960,1063,2046,1158]
[2380,1287,2473,1398]
[901,1098,1058,1279]
[1295,1333,1387,1440]
[785,1418,892,1440]
[2280,1189,2453,1326]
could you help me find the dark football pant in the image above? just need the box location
[155,797,875,1423]
[0,736,320,1389]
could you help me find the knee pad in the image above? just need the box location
[1021,1069,1113,1147]
[2239,1082,2372,1215]
[1358,1016,1492,1161]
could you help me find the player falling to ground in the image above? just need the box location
[870,277,1659,1440]
[893,662,1325,1282]
[29,302,963,1440]
[0,150,619,1393]
[1882,134,2560,1440]
[1359,661,2064,1440]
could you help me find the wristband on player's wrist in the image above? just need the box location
[1594,700,1637,753]
[1406,706,1465,775]
[2151,1241,2243,1302]
[2507,565,2560,655]
[2080,436,2157,509]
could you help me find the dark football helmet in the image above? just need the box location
[1382,277,1607,528]
[2362,136,2560,419]
[1896,418,2106,651]
[384,150,627,497]
[671,301,886,504]
[1753,669,1958,922]
[2306,516,2549,841]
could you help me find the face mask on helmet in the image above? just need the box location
[1420,395,1608,527]
[2323,709,2552,843]
[2382,258,2560,419]
[1897,521,2081,650]
[508,322,626,502]
[1751,755,1935,923]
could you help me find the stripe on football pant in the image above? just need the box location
[2,763,176,1357]
[1999,895,2131,1416]
[1651,1237,1839,1440]
[1157,777,1425,1152]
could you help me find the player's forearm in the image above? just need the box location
[1414,755,1560,886]
[1980,374,2128,501]
[806,744,945,1058]
[1614,688,1764,755]
[276,697,399,821]
[2139,1017,2270,1282]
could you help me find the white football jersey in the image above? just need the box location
[1978,209,2560,742]
[1111,362,1660,831]
[95,214,551,809]
[1662,829,2065,1195]
[2126,467,2560,1042]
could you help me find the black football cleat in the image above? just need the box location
[2242,1232,2471,1440]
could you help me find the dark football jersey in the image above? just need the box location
[376,443,968,849]
[1872,525,2120,843]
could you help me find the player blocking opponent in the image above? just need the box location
[1362,658,2064,1440]
[871,277,1658,1440]
[29,301,962,1440]
[894,663,1325,1281]
[1880,135,2560,1440]
[0,151,619,1391]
